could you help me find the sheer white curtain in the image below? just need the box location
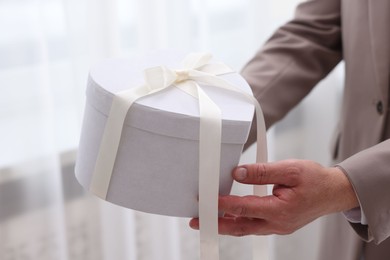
[0,0,344,259]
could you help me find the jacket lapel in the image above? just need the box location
[368,0,390,95]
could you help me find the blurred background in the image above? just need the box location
[0,0,344,259]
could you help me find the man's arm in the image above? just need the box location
[242,0,342,147]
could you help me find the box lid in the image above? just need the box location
[86,51,254,144]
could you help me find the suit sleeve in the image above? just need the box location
[242,0,342,148]
[337,140,390,244]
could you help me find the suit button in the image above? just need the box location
[376,101,384,115]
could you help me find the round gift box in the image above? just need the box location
[75,51,254,217]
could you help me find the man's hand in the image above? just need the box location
[189,159,359,236]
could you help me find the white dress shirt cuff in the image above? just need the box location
[343,207,367,225]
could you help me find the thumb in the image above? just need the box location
[233,161,300,186]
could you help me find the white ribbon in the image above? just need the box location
[90,52,267,260]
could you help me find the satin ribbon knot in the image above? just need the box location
[144,66,193,90]
[143,53,221,93]
[175,69,190,83]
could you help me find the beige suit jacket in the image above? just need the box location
[242,0,390,258]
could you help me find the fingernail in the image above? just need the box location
[234,167,247,181]
[189,219,199,230]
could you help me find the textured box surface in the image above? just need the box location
[75,51,254,217]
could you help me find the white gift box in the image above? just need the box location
[75,51,254,217]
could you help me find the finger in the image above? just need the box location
[218,195,279,219]
[190,216,271,236]
[188,209,258,230]
[189,195,276,229]
[188,212,252,230]
[233,161,300,186]
[223,213,237,218]
[189,218,199,230]
[218,217,271,236]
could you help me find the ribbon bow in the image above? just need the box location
[145,53,214,87]
[90,53,268,260]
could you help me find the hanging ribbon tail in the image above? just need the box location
[253,96,269,260]
[197,83,222,260]
[175,80,222,260]
[253,97,268,197]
